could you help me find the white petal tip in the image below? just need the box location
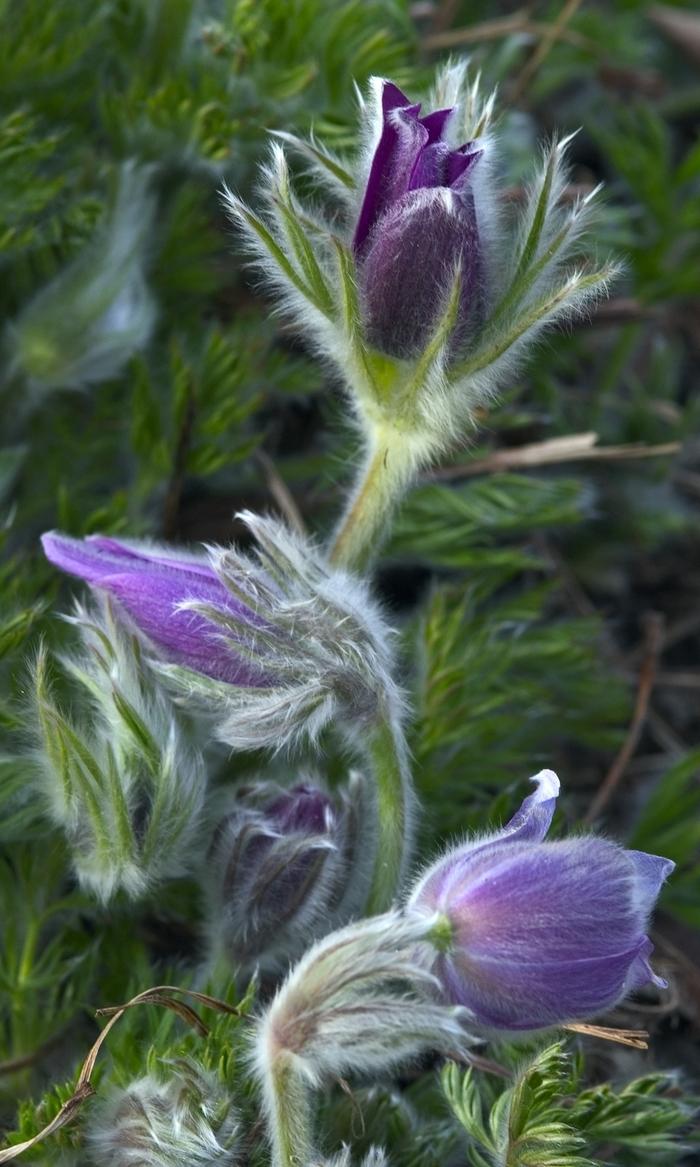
[530,769,560,799]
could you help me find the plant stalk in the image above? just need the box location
[328,426,414,571]
[266,1052,314,1167]
[365,705,415,914]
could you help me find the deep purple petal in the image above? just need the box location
[410,771,561,910]
[380,81,413,112]
[446,146,482,189]
[407,142,481,193]
[42,531,216,585]
[98,571,268,685]
[408,142,452,189]
[354,102,428,254]
[86,535,217,579]
[268,784,335,835]
[419,107,453,143]
[357,186,480,358]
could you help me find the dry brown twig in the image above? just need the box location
[563,1022,649,1050]
[428,432,680,481]
[584,613,665,825]
[511,0,586,101]
[423,8,595,53]
[255,448,307,534]
[0,986,241,1163]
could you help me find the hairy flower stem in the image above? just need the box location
[328,427,415,571]
[266,1053,315,1167]
[365,708,415,914]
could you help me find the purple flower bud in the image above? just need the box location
[41,516,398,751]
[41,531,269,687]
[409,770,674,1033]
[354,81,483,359]
[207,777,372,970]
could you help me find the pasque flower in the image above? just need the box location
[206,774,375,971]
[41,512,398,750]
[352,80,483,359]
[225,62,615,461]
[41,530,269,687]
[409,770,674,1033]
[224,63,617,569]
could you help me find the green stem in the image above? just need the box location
[328,428,414,571]
[365,705,415,915]
[267,1053,314,1167]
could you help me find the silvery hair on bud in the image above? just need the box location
[254,911,473,1095]
[167,511,405,753]
[85,1062,238,1167]
[319,1148,389,1167]
[203,770,377,976]
[32,599,207,902]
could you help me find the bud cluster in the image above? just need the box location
[28,58,676,1167]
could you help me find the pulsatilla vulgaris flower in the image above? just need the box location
[409,770,674,1033]
[224,60,617,474]
[206,774,375,971]
[352,81,483,360]
[41,512,398,750]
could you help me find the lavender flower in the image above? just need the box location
[41,531,269,687]
[352,81,483,359]
[206,774,375,971]
[41,512,399,750]
[409,770,674,1033]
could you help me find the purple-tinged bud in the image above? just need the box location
[41,514,399,751]
[409,770,674,1033]
[40,532,269,687]
[354,81,483,359]
[206,775,375,971]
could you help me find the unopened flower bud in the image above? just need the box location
[227,62,616,468]
[41,511,399,751]
[86,1060,238,1167]
[353,81,482,359]
[257,912,471,1089]
[33,600,206,902]
[408,770,674,1033]
[206,773,375,971]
